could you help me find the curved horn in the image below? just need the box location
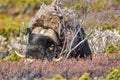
[15,51,25,57]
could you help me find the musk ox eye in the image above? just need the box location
[49,44,55,51]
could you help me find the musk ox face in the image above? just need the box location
[26,28,59,60]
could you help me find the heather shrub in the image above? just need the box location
[106,68,120,80]
[78,73,92,80]
[0,53,120,79]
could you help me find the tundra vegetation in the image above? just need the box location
[0,0,120,80]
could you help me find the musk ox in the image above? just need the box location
[16,0,92,60]
[25,27,60,60]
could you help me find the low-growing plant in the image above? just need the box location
[98,76,105,80]
[100,22,113,30]
[78,73,92,80]
[44,74,66,80]
[42,0,52,5]
[106,41,115,54]
[106,68,120,80]
[0,14,29,39]
[3,49,20,61]
[116,26,120,34]
[115,45,120,50]
[116,0,120,3]
[0,27,20,38]
[69,2,84,9]
[90,0,110,11]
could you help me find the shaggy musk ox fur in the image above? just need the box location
[26,28,60,60]
[69,25,92,60]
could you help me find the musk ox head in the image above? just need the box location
[26,27,60,60]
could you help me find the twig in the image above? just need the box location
[69,27,81,50]
[60,37,66,56]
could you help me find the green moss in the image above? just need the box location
[101,22,113,30]
[69,2,84,9]
[41,0,52,5]
[116,0,120,3]
[71,77,78,80]
[52,74,66,80]
[106,41,115,54]
[115,45,120,50]
[85,21,96,27]
[78,73,92,80]
[98,76,105,80]
[106,40,120,55]
[44,74,66,80]
[106,69,120,80]
[3,49,20,61]
[0,27,19,38]
[0,14,29,38]
[90,0,109,11]
[116,26,120,34]
[0,0,52,7]
[0,0,9,4]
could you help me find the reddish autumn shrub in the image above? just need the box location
[0,53,120,80]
